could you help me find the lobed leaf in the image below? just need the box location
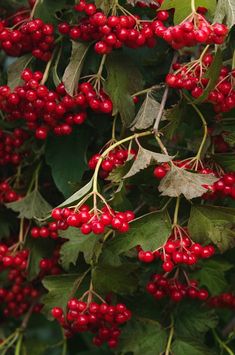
[108,211,171,254]
[130,94,163,131]
[59,228,101,269]
[158,165,218,200]
[6,190,52,219]
[92,263,138,295]
[188,205,235,252]
[124,147,173,179]
[42,274,81,317]
[192,259,232,295]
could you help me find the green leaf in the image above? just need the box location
[104,53,143,126]
[118,319,167,355]
[174,303,218,338]
[58,180,93,207]
[194,49,222,104]
[130,94,162,131]
[6,190,52,219]
[108,157,134,183]
[95,0,115,14]
[26,238,56,280]
[59,228,101,269]
[7,54,33,90]
[214,0,235,28]
[34,0,68,23]
[42,274,80,317]
[160,0,216,24]
[172,337,214,355]
[62,42,90,96]
[45,128,90,197]
[188,205,235,251]
[215,153,235,171]
[108,211,171,254]
[158,165,218,200]
[192,259,232,295]
[93,263,138,295]
[124,147,173,179]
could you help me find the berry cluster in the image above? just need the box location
[146,272,209,302]
[208,293,235,309]
[38,247,62,276]
[0,18,54,61]
[0,181,20,203]
[59,1,157,54]
[31,222,59,240]
[88,147,136,179]
[0,72,112,139]
[203,172,235,200]
[138,227,215,272]
[154,13,228,49]
[51,205,135,235]
[0,244,41,317]
[52,298,131,348]
[166,54,235,112]
[0,128,28,166]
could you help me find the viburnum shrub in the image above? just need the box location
[1,0,235,354]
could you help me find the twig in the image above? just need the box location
[153,53,178,133]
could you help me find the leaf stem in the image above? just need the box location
[212,329,235,355]
[92,131,152,194]
[173,197,180,226]
[165,316,174,355]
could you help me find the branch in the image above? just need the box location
[153,52,178,133]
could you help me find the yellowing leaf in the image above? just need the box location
[214,0,235,28]
[158,165,218,200]
[124,147,173,179]
[130,94,163,131]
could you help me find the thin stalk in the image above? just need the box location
[173,197,180,226]
[212,329,235,355]
[165,316,174,355]
[190,102,208,161]
[92,131,152,193]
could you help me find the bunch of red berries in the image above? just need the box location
[0,244,41,317]
[166,54,235,112]
[0,181,20,203]
[203,172,235,200]
[38,247,62,276]
[0,128,28,166]
[0,71,112,139]
[154,13,228,49]
[146,272,209,302]
[88,147,136,179]
[51,205,135,235]
[0,18,54,61]
[30,222,59,240]
[208,293,235,309]
[59,0,157,54]
[52,298,131,348]
[138,227,215,272]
